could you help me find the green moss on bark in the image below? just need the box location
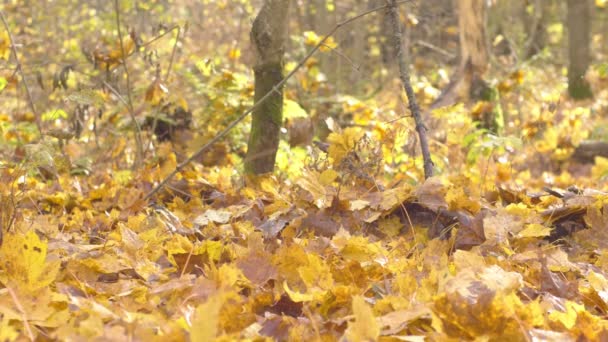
[568,77,593,100]
[245,63,284,174]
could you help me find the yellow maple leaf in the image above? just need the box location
[303,31,337,52]
[327,127,364,165]
[587,271,608,305]
[452,249,486,270]
[339,236,384,263]
[0,231,60,293]
[283,281,313,302]
[0,319,19,341]
[548,301,584,329]
[345,296,380,342]
[516,223,551,238]
[592,156,608,181]
[296,170,333,208]
[191,294,223,341]
[298,253,334,290]
[0,31,10,60]
[445,186,480,212]
[160,152,177,179]
[228,47,241,60]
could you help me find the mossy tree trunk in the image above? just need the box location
[567,0,593,100]
[245,0,290,174]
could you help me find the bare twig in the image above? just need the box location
[323,44,361,72]
[0,11,42,136]
[102,81,134,109]
[143,0,414,201]
[6,285,34,341]
[387,0,434,179]
[414,40,456,59]
[165,25,181,82]
[141,25,180,49]
[114,0,143,168]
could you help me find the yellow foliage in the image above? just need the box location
[345,296,380,342]
[0,231,60,293]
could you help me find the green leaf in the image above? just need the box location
[41,109,68,121]
[0,77,7,92]
[283,99,308,119]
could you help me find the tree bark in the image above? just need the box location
[573,141,608,163]
[430,0,503,133]
[245,0,290,174]
[431,0,489,109]
[567,0,593,100]
[457,0,488,76]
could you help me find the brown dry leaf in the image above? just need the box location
[301,210,340,236]
[144,77,168,106]
[454,210,486,250]
[415,177,448,211]
[236,250,277,285]
[296,170,335,209]
[377,305,432,336]
[540,259,577,299]
[482,210,522,246]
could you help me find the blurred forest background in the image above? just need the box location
[0,0,606,180]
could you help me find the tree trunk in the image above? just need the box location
[523,0,548,59]
[431,0,489,108]
[245,0,290,174]
[573,141,608,163]
[431,0,502,133]
[567,0,593,100]
[375,0,395,67]
[457,0,488,77]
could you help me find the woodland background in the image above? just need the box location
[0,0,607,340]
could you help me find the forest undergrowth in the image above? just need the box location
[0,3,608,340]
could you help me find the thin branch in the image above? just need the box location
[143,0,414,201]
[102,80,133,109]
[114,0,143,168]
[0,11,42,136]
[323,43,361,72]
[165,25,181,82]
[414,40,456,59]
[6,285,34,341]
[387,0,434,179]
[141,25,180,49]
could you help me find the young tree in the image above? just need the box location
[245,0,291,174]
[567,0,593,99]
